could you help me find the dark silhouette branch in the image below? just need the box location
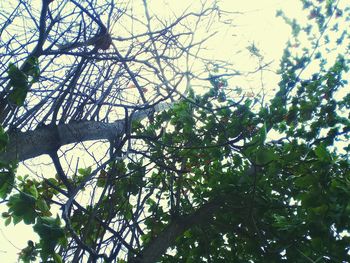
[130,200,225,263]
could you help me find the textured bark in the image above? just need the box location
[1,102,173,162]
[130,201,222,263]
[1,121,124,162]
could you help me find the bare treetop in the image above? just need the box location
[0,0,223,130]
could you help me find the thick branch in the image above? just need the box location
[1,121,123,162]
[130,200,222,263]
[1,103,172,162]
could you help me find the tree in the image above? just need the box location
[1,0,350,262]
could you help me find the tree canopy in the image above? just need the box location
[1,0,350,262]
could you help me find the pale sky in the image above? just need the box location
[0,0,320,262]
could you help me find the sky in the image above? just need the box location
[143,0,308,102]
[0,0,310,262]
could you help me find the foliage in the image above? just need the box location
[8,57,40,106]
[136,62,350,262]
[0,0,350,262]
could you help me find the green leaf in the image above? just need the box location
[47,178,59,186]
[19,241,37,263]
[78,167,92,177]
[33,216,66,260]
[315,144,331,161]
[53,253,63,263]
[8,193,37,224]
[8,63,29,106]
[8,63,27,87]
[25,56,40,82]
[36,199,50,214]
[295,175,317,188]
[0,171,15,199]
[255,147,277,165]
[12,215,21,225]
[250,122,268,146]
[4,216,11,226]
[310,204,328,216]
[34,216,65,239]
[28,184,39,199]
[0,126,9,152]
[9,85,28,106]
[184,230,192,238]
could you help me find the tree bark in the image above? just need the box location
[1,102,172,162]
[1,121,123,162]
[130,201,222,263]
